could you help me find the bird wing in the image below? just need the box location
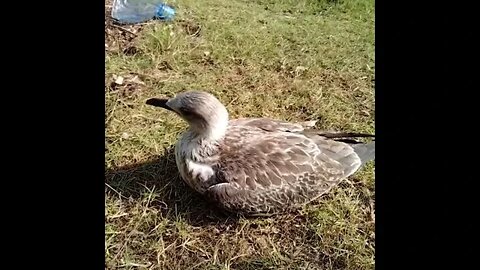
[205,126,362,214]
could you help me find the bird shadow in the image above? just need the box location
[105,146,240,227]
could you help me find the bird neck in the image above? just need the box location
[182,126,224,163]
[191,107,229,143]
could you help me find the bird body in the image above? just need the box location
[146,91,374,216]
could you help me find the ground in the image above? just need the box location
[105,0,375,269]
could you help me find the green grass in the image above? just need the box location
[105,0,375,269]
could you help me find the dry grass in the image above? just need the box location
[105,0,375,269]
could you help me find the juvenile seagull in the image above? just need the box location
[146,91,375,216]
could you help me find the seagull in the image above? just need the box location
[146,91,375,216]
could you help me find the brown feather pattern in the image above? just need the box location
[177,118,370,215]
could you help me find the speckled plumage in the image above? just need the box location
[147,91,375,216]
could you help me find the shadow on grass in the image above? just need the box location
[105,146,240,227]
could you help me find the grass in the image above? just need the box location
[105,0,375,269]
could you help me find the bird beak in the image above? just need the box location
[146,98,174,112]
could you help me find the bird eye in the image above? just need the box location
[180,108,194,117]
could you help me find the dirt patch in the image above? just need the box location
[179,19,202,37]
[107,74,146,101]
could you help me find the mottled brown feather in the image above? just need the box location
[203,123,361,215]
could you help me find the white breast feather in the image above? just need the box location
[187,159,214,181]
